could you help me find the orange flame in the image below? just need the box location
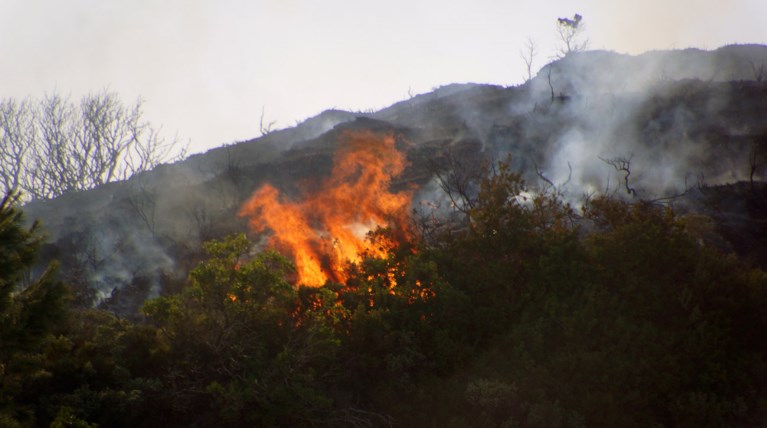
[238,131,413,286]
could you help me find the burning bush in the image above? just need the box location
[239,130,414,286]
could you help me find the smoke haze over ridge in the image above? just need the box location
[1,0,764,154]
[17,45,767,314]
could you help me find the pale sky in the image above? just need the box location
[1,0,765,155]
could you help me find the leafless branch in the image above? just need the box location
[532,158,554,188]
[428,146,485,215]
[259,106,277,136]
[520,37,538,82]
[0,90,186,200]
[532,158,572,197]
[599,155,637,197]
[127,176,158,235]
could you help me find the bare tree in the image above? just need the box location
[520,37,538,82]
[0,90,186,200]
[556,13,589,57]
[428,146,487,216]
[0,98,37,193]
[259,106,277,136]
[599,155,637,197]
[532,157,571,197]
[127,176,158,236]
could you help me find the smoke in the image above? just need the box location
[84,221,175,303]
[22,45,767,314]
[499,47,766,203]
[384,46,767,213]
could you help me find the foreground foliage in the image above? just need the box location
[2,160,767,426]
[0,192,69,426]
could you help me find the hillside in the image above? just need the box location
[6,44,767,427]
[23,44,767,312]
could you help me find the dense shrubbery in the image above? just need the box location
[2,160,767,426]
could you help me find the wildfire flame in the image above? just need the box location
[238,131,413,286]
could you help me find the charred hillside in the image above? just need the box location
[23,44,767,314]
[7,44,767,427]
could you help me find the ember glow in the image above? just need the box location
[239,131,413,286]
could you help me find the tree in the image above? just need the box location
[520,37,538,82]
[0,191,69,425]
[143,234,341,426]
[404,156,767,426]
[599,155,638,197]
[0,91,186,201]
[259,106,277,136]
[0,192,68,350]
[556,13,589,57]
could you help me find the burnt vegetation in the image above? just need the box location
[3,46,767,426]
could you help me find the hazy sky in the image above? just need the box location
[1,0,765,154]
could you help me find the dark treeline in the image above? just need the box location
[2,159,767,427]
